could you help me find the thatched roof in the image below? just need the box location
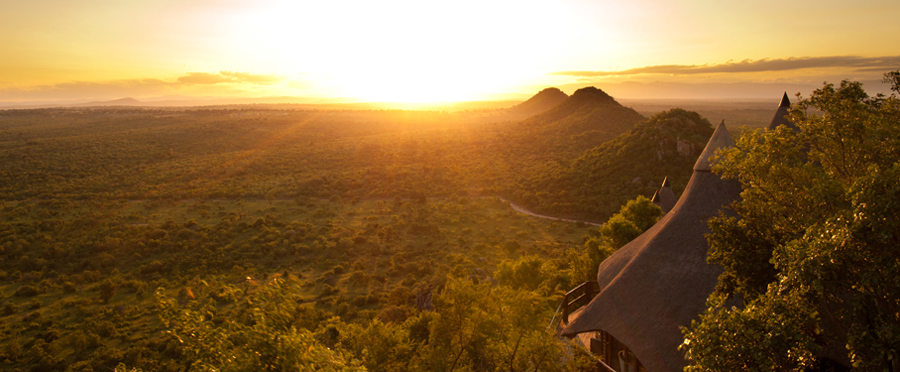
[693,120,733,172]
[561,122,741,372]
[651,176,677,213]
[767,92,797,131]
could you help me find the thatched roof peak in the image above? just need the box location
[693,120,733,172]
[779,92,791,107]
[768,92,797,131]
[662,176,671,188]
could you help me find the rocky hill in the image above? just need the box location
[507,87,645,160]
[510,108,715,220]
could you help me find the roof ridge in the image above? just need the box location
[693,120,734,172]
[779,92,791,107]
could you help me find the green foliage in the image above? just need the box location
[683,290,819,372]
[684,77,900,370]
[158,281,365,371]
[158,276,593,372]
[335,318,415,371]
[413,278,592,372]
[98,279,117,304]
[496,256,550,291]
[615,195,664,232]
[883,69,900,94]
[583,195,662,272]
[14,284,40,297]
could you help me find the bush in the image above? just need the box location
[14,284,40,297]
[176,228,199,240]
[99,280,117,304]
[2,302,19,315]
[63,281,78,293]
[320,284,338,297]
[376,305,408,323]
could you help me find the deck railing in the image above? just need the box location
[560,281,599,325]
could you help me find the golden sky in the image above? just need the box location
[2,0,899,103]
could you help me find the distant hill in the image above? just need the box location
[510,86,645,158]
[510,108,715,220]
[74,97,143,106]
[528,86,642,132]
[508,87,569,117]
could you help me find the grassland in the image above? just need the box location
[0,94,741,370]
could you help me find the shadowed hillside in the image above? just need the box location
[510,108,715,220]
[508,87,645,160]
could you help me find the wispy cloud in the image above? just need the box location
[551,56,900,77]
[0,72,287,101]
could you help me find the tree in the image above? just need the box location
[157,281,365,372]
[884,69,900,94]
[584,195,662,267]
[683,77,900,371]
[412,278,591,372]
[99,279,117,304]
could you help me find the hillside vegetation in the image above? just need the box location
[510,108,714,219]
[0,87,717,371]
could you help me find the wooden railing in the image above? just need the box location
[560,281,600,325]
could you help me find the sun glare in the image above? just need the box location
[230,0,576,102]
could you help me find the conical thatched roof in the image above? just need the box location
[693,120,733,172]
[767,92,797,131]
[651,176,677,213]
[561,122,741,372]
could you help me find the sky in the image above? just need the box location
[1,0,899,104]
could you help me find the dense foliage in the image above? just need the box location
[683,74,900,371]
[0,193,600,371]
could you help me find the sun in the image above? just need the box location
[229,0,577,103]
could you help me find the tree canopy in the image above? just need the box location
[683,73,900,371]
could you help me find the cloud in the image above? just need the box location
[177,71,282,85]
[551,56,900,77]
[0,72,288,102]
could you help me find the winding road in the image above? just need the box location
[497,197,602,226]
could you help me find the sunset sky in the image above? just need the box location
[2,0,898,104]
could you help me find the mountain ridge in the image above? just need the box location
[74,97,143,107]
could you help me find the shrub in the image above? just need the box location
[176,228,198,240]
[14,284,39,297]
[146,229,168,240]
[376,305,408,323]
[320,284,338,297]
[2,302,19,315]
[63,281,77,293]
[99,280,117,304]
[349,270,370,286]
